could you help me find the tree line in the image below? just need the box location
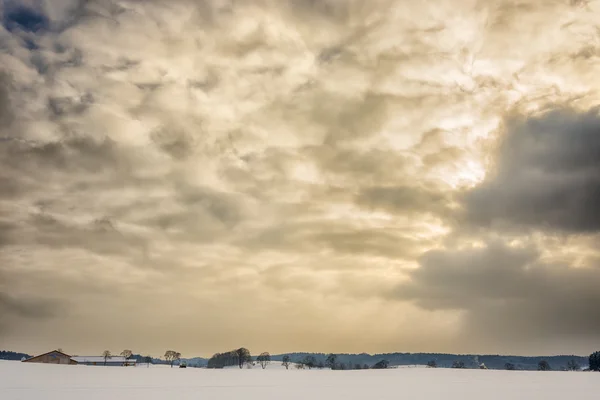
[207,350,390,370]
[98,349,182,367]
[107,349,600,371]
[8,348,600,371]
[425,353,600,372]
[0,350,31,361]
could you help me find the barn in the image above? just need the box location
[22,350,136,366]
[22,350,77,365]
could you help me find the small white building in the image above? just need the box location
[71,356,136,366]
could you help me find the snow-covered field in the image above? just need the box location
[1,360,598,399]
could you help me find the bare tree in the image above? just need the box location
[120,349,132,360]
[235,348,251,369]
[257,352,271,369]
[164,350,179,368]
[144,355,152,368]
[282,355,291,370]
[102,350,111,366]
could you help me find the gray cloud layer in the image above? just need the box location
[465,107,600,233]
[1,0,600,356]
[394,240,600,353]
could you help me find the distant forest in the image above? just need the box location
[0,351,32,361]
[267,352,590,371]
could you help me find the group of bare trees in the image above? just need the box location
[434,358,582,371]
[100,349,133,366]
[257,352,271,369]
[290,354,378,370]
[207,349,276,369]
[322,354,363,370]
[207,348,253,369]
[99,349,180,368]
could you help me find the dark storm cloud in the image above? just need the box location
[464,107,600,233]
[394,240,600,340]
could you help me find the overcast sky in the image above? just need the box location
[1,0,599,358]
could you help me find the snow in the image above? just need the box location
[1,360,598,400]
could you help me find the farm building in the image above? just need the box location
[71,356,136,366]
[22,350,136,366]
[22,350,77,365]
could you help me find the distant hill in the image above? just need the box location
[269,352,589,371]
[0,350,32,361]
[181,357,209,367]
[131,354,167,365]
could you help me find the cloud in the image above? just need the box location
[464,107,600,233]
[0,292,61,319]
[0,72,14,127]
[393,240,600,352]
[356,185,452,217]
[0,266,65,334]
[0,0,599,355]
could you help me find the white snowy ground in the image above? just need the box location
[1,360,598,400]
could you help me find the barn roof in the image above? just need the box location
[22,350,72,362]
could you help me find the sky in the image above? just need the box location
[0,0,599,358]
